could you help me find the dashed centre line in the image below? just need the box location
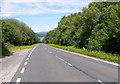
[51,46,119,66]
[47,50,52,54]
[24,62,28,66]
[16,45,106,83]
[16,78,21,82]
[67,63,73,66]
[49,51,52,53]
[56,55,104,83]
[55,55,73,67]
[98,80,104,84]
[51,50,105,83]
[20,67,25,73]
[28,55,31,58]
[26,58,29,61]
[15,44,40,83]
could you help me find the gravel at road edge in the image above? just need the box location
[1,48,31,83]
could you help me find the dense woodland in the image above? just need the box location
[1,19,40,55]
[43,2,120,54]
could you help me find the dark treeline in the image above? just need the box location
[43,2,120,54]
[1,18,40,55]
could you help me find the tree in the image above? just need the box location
[2,18,40,46]
[43,2,120,54]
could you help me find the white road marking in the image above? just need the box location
[67,63,73,66]
[24,62,28,66]
[56,56,64,61]
[98,80,103,83]
[50,46,119,66]
[26,58,29,61]
[28,55,30,58]
[27,44,39,58]
[49,51,52,53]
[16,78,21,82]
[20,67,25,73]
[56,56,73,67]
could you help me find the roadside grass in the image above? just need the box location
[48,44,120,64]
[9,44,38,52]
[2,43,38,56]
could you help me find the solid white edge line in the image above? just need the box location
[16,78,21,82]
[49,45,119,66]
[24,62,28,66]
[20,67,25,73]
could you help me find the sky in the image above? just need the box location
[1,0,94,32]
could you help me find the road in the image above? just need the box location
[11,43,119,83]
[2,49,31,82]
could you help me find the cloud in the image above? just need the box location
[41,25,57,30]
[15,18,21,21]
[1,0,93,17]
[3,0,42,3]
[34,25,57,32]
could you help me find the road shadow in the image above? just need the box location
[1,52,14,58]
[0,45,14,58]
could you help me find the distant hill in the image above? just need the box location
[36,32,47,37]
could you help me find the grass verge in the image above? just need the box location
[48,44,120,64]
[2,43,38,56]
[9,44,38,52]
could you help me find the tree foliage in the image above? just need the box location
[43,2,120,54]
[1,19,40,46]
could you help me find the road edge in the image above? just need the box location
[47,44,119,67]
[2,44,39,83]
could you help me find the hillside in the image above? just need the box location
[36,32,47,37]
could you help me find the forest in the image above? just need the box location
[1,19,40,55]
[43,2,120,55]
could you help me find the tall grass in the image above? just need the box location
[48,44,120,64]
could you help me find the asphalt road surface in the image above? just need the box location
[11,43,119,83]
